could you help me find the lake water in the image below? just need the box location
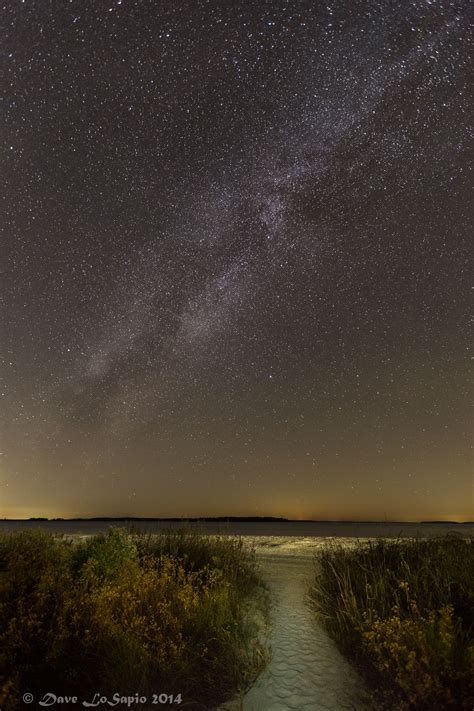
[1,520,471,558]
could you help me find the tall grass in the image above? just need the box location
[130,526,262,594]
[310,537,474,709]
[0,528,269,710]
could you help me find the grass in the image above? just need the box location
[310,536,474,709]
[0,527,269,710]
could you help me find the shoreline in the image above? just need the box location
[1,519,472,542]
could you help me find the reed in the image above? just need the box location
[310,537,474,709]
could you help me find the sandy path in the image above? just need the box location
[222,555,370,711]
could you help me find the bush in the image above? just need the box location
[0,528,269,710]
[310,537,474,709]
[72,526,138,578]
[131,527,261,592]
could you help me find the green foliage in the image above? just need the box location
[310,537,474,709]
[0,528,269,710]
[72,527,138,579]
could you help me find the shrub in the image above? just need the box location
[0,528,269,710]
[310,537,474,709]
[72,527,138,578]
[132,527,261,593]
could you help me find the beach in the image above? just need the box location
[1,521,471,709]
[222,554,371,711]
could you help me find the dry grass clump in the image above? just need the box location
[310,537,474,709]
[0,528,269,710]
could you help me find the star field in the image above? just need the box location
[1,0,472,520]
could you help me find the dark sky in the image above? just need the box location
[2,1,472,520]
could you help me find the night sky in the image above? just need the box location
[2,1,472,521]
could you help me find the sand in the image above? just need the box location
[221,555,371,711]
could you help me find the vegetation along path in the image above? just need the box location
[223,555,370,711]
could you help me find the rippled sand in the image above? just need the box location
[221,554,372,711]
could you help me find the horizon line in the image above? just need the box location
[1,516,472,524]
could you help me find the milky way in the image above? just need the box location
[2,1,472,519]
